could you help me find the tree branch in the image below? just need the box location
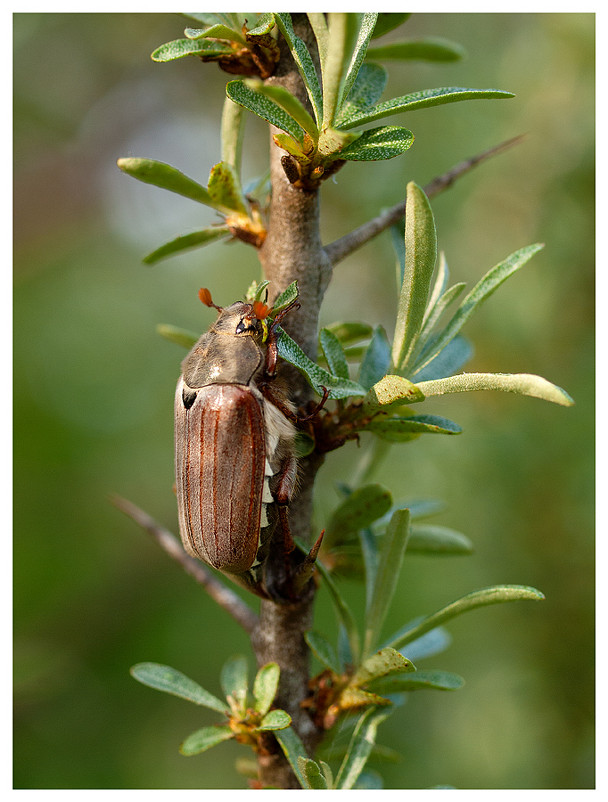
[111,495,259,634]
[324,134,526,266]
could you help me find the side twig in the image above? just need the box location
[324,135,526,267]
[111,494,259,634]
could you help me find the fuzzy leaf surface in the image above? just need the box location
[362,413,462,441]
[298,757,329,789]
[326,484,393,543]
[253,662,280,716]
[339,86,514,129]
[366,37,466,62]
[117,158,213,206]
[256,709,291,731]
[305,630,342,673]
[320,328,350,380]
[351,646,415,686]
[340,125,414,161]
[359,326,391,390]
[274,13,323,122]
[130,663,226,712]
[416,372,574,406]
[274,728,309,788]
[408,524,474,555]
[220,655,248,715]
[370,668,465,693]
[226,80,304,141]
[180,725,234,756]
[151,38,233,62]
[334,707,393,790]
[143,227,231,265]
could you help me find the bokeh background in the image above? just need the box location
[13,12,594,790]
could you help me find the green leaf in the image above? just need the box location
[413,243,545,373]
[370,668,465,693]
[320,328,350,380]
[117,157,214,207]
[130,663,226,713]
[253,662,280,716]
[156,324,199,349]
[322,14,366,126]
[305,630,342,674]
[419,280,467,347]
[221,98,244,173]
[336,63,388,126]
[180,725,234,756]
[367,37,466,63]
[392,183,437,371]
[220,655,248,716]
[340,125,414,161]
[274,13,324,124]
[359,326,391,390]
[207,162,247,215]
[274,727,310,788]
[340,14,379,112]
[271,280,299,312]
[315,560,361,665]
[244,79,319,141]
[246,13,276,37]
[363,508,411,656]
[325,321,374,346]
[151,37,233,62]
[317,126,361,158]
[334,707,392,790]
[359,528,380,612]
[339,86,515,130]
[362,413,462,441]
[408,524,474,555]
[411,336,473,382]
[184,24,246,44]
[415,372,574,407]
[364,374,425,411]
[387,622,451,661]
[371,13,411,39]
[387,585,545,653]
[226,79,305,142]
[298,757,329,789]
[277,328,366,399]
[143,227,231,265]
[351,646,415,687]
[326,484,393,544]
[257,709,292,731]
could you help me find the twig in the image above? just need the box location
[111,494,259,634]
[324,134,527,267]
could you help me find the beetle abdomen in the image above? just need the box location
[175,379,265,573]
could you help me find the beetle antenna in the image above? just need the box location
[198,287,223,312]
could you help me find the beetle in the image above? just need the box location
[174,287,316,598]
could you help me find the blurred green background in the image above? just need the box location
[13,13,594,790]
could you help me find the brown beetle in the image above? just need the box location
[175,288,308,597]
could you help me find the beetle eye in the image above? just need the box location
[235,315,258,335]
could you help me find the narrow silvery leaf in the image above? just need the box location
[151,38,233,62]
[117,158,214,207]
[390,221,406,288]
[359,528,380,613]
[184,24,246,43]
[245,80,319,141]
[341,13,379,108]
[359,326,391,390]
[387,585,545,652]
[274,728,309,788]
[421,279,467,345]
[179,725,234,756]
[363,413,462,441]
[415,372,574,406]
[322,14,364,126]
[408,524,474,555]
[220,655,248,716]
[130,663,226,713]
[221,98,244,172]
[414,243,545,373]
[366,37,466,63]
[274,13,323,123]
[320,328,350,380]
[370,668,465,693]
[156,324,199,349]
[272,280,299,312]
[226,80,304,142]
[363,508,410,656]
[277,328,366,399]
[253,662,280,716]
[305,630,342,674]
[325,320,374,345]
[391,182,437,372]
[143,227,231,265]
[334,707,392,790]
[245,13,275,37]
[339,86,515,130]
[340,125,414,161]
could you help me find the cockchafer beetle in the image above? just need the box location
[175,286,324,599]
